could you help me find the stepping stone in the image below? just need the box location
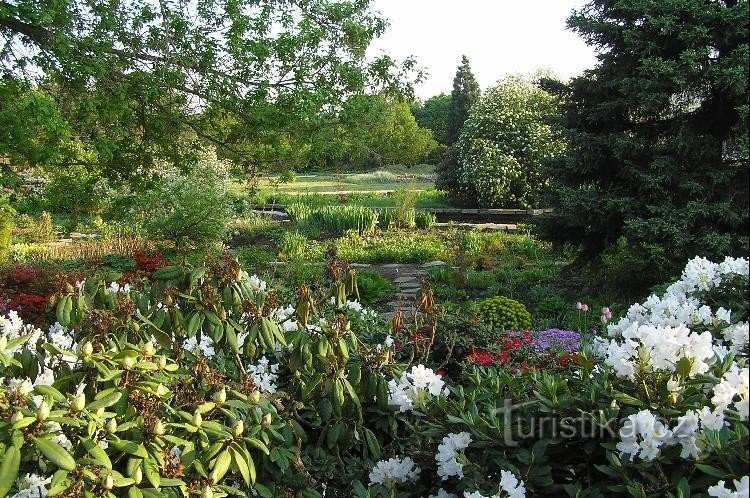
[422,261,447,268]
[393,276,418,284]
[351,263,371,268]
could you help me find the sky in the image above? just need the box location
[367,0,599,100]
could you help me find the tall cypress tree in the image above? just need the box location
[539,0,749,292]
[445,56,481,145]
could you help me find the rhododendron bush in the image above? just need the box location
[0,256,747,497]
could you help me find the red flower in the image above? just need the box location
[497,350,510,363]
[521,331,534,345]
[467,349,494,366]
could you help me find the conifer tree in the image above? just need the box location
[539,0,749,291]
[445,56,481,145]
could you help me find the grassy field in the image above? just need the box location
[228,164,451,208]
[230,164,436,194]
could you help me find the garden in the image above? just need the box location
[0,0,748,497]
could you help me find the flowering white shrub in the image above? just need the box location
[246,355,279,393]
[388,364,449,412]
[436,432,472,480]
[708,476,749,498]
[368,456,420,487]
[463,470,527,498]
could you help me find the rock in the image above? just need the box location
[422,261,447,268]
[393,276,418,284]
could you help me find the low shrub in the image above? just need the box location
[414,211,436,229]
[347,169,400,184]
[476,295,532,331]
[336,231,448,264]
[44,164,109,214]
[356,270,393,307]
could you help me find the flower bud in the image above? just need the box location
[212,388,226,405]
[121,356,136,370]
[0,335,7,351]
[218,308,227,321]
[106,418,118,434]
[165,295,174,307]
[95,407,105,417]
[192,411,202,428]
[249,391,260,404]
[80,341,94,358]
[261,413,272,428]
[156,384,168,397]
[201,486,213,498]
[131,465,143,485]
[36,400,50,421]
[70,393,86,412]
[102,473,114,490]
[232,420,244,437]
[10,411,23,424]
[131,322,141,333]
[157,356,167,370]
[152,419,166,435]
[142,341,155,356]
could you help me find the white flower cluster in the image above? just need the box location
[247,273,268,293]
[246,356,279,393]
[606,257,748,353]
[436,432,472,480]
[388,364,449,412]
[47,322,78,367]
[617,404,739,462]
[368,456,420,487]
[108,281,131,294]
[272,305,300,332]
[429,490,457,498]
[1,311,43,354]
[9,473,52,498]
[463,470,526,498]
[599,323,714,380]
[712,363,749,421]
[616,409,676,461]
[708,476,749,498]
[182,335,216,359]
[330,297,378,320]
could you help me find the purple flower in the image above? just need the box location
[533,329,581,353]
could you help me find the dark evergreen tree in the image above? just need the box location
[539,0,749,292]
[445,56,481,145]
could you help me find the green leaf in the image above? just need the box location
[228,446,250,486]
[210,450,232,483]
[109,440,149,459]
[80,438,112,469]
[143,454,161,489]
[34,385,65,402]
[694,463,728,478]
[87,391,122,411]
[33,437,77,471]
[0,445,21,497]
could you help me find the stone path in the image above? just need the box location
[353,261,448,319]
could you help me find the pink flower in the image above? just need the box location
[576,302,583,310]
[581,304,589,312]
[602,307,612,319]
[600,314,608,323]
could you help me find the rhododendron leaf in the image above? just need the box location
[109,440,149,459]
[243,438,270,455]
[694,463,727,478]
[0,445,20,497]
[34,385,65,402]
[80,437,112,469]
[87,392,122,411]
[33,437,76,471]
[210,450,232,483]
[127,487,143,498]
[228,445,250,486]
[143,454,161,489]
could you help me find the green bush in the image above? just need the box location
[278,231,325,262]
[44,164,109,214]
[139,166,231,251]
[7,243,51,263]
[356,270,393,307]
[235,245,277,269]
[377,208,397,229]
[476,295,532,331]
[336,231,447,264]
[415,211,436,229]
[392,189,417,228]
